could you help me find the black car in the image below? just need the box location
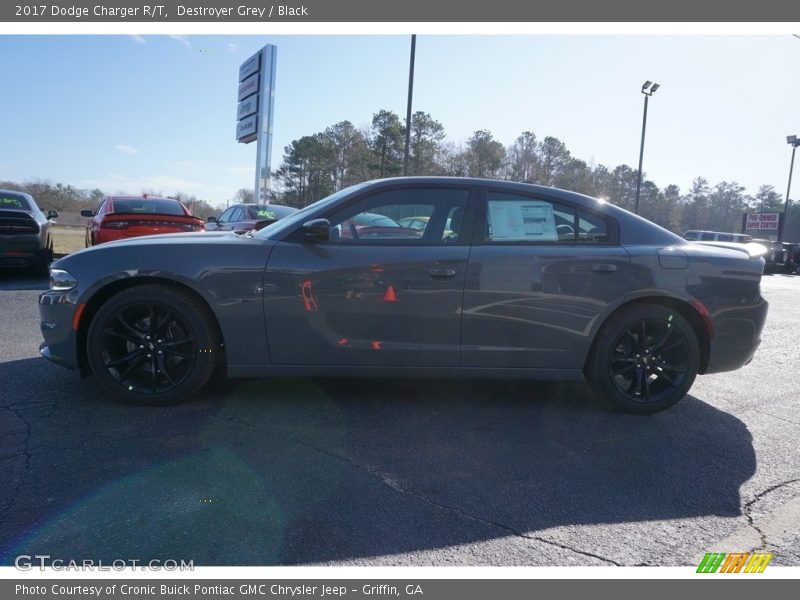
[38,178,768,414]
[0,189,57,272]
[752,238,787,272]
[206,203,297,232]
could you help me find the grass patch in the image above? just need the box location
[51,225,86,257]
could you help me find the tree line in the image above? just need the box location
[273,108,800,241]
[3,108,798,240]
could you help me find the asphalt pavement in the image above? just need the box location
[0,270,798,566]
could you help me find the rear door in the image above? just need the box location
[264,184,476,366]
[461,188,631,369]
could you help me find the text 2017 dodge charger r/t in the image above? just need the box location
[0,189,57,272]
[38,178,768,413]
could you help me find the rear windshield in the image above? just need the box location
[0,194,30,210]
[112,198,186,216]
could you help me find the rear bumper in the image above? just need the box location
[0,234,47,267]
[705,297,769,374]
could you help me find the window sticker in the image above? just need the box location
[256,209,277,219]
[488,200,557,242]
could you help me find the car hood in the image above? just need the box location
[54,231,269,268]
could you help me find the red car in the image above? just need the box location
[81,195,205,246]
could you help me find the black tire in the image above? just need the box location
[35,244,53,276]
[86,284,220,405]
[585,304,700,414]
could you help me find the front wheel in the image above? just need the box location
[585,304,700,414]
[86,285,220,405]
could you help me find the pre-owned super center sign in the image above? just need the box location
[744,213,780,230]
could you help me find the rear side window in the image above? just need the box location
[112,198,186,216]
[700,232,716,241]
[717,234,734,242]
[683,231,699,241]
[485,192,612,244]
[0,194,30,210]
[577,210,609,242]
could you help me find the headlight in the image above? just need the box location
[49,268,78,291]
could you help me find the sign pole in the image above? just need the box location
[236,44,277,205]
[780,144,796,243]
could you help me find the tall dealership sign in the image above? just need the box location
[236,44,277,203]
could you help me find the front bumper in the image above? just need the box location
[705,296,769,374]
[39,290,81,369]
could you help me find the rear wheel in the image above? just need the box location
[86,285,219,405]
[35,244,53,276]
[585,304,700,414]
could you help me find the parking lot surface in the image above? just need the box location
[1,271,798,566]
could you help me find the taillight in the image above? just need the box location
[101,220,129,229]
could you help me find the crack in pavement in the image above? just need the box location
[235,418,623,566]
[743,478,800,550]
[0,405,32,525]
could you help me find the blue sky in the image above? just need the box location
[0,34,798,207]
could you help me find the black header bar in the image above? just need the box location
[3,0,800,22]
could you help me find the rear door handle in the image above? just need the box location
[428,267,457,279]
[591,263,617,274]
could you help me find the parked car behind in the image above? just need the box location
[81,195,204,246]
[206,203,297,232]
[683,230,753,243]
[39,177,769,414]
[783,242,800,274]
[0,189,57,273]
[751,238,787,272]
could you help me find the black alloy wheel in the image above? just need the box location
[608,317,690,405]
[586,304,700,414]
[86,285,219,405]
[100,302,196,395]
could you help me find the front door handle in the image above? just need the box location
[591,263,617,274]
[428,267,457,279]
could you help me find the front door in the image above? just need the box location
[264,185,476,366]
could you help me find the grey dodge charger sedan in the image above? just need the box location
[1,189,58,272]
[38,178,768,413]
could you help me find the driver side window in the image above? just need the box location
[326,188,469,245]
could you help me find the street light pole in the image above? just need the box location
[403,34,417,177]
[781,135,800,242]
[634,81,659,215]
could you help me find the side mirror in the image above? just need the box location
[302,218,330,242]
[207,216,217,223]
[80,209,94,217]
[47,210,58,219]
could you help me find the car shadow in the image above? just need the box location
[0,358,756,565]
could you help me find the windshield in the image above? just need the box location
[249,205,297,220]
[254,182,370,239]
[0,193,31,210]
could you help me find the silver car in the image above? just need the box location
[0,189,57,273]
